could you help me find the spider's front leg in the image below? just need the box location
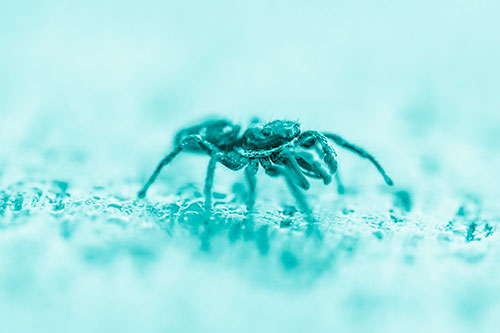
[259,157,314,222]
[272,151,311,190]
[299,131,338,175]
[334,171,346,195]
[299,131,348,194]
[323,132,393,186]
[294,150,332,185]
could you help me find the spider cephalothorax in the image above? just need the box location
[138,118,393,218]
[240,120,301,152]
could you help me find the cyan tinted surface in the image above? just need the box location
[1,1,500,332]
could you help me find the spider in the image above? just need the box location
[138,118,393,217]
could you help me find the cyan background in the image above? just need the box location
[1,1,500,332]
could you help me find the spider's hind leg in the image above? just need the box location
[138,134,220,200]
[138,146,183,198]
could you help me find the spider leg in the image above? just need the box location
[204,150,251,213]
[204,153,219,213]
[296,149,343,194]
[295,151,332,185]
[138,146,183,198]
[197,146,249,212]
[259,157,313,221]
[323,132,394,186]
[244,159,259,211]
[138,134,219,198]
[334,170,345,194]
[217,151,249,171]
[276,152,310,190]
[299,131,338,174]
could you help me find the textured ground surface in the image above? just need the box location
[2,1,500,332]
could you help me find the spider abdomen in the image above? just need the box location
[174,119,241,152]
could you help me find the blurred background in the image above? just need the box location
[2,0,499,187]
[1,1,500,332]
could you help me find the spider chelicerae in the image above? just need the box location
[138,118,393,217]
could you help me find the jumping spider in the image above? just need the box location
[138,118,393,217]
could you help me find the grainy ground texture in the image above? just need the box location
[1,1,500,332]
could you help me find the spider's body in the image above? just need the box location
[138,118,393,218]
[241,120,301,152]
[174,119,241,152]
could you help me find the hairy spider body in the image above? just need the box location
[241,120,301,151]
[138,118,393,219]
[174,119,241,152]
